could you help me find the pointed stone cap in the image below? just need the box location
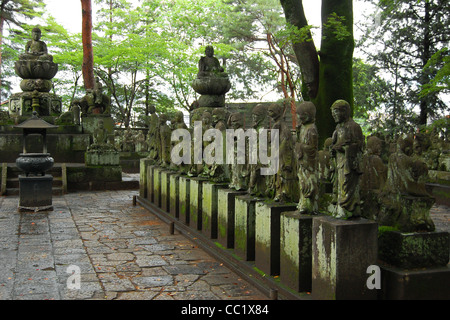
[14,111,58,129]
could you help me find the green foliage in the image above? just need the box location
[322,13,352,41]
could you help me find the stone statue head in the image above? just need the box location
[173,111,184,123]
[331,100,350,124]
[252,104,267,128]
[297,101,316,125]
[397,135,414,157]
[367,136,382,156]
[205,45,214,57]
[268,103,283,122]
[159,113,168,124]
[228,112,244,130]
[202,111,212,127]
[212,108,227,124]
[32,27,42,40]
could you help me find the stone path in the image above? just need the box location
[0,190,267,300]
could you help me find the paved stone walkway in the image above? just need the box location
[0,190,267,300]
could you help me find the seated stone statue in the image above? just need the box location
[88,119,114,151]
[19,27,53,61]
[197,46,227,78]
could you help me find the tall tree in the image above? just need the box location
[280,0,354,145]
[359,0,449,127]
[81,0,94,90]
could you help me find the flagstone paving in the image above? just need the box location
[0,190,267,300]
[0,190,448,300]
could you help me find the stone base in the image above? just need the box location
[217,189,247,249]
[146,165,155,202]
[380,265,450,300]
[234,194,259,261]
[169,174,180,218]
[189,177,206,230]
[312,215,378,300]
[160,170,171,212]
[201,181,228,239]
[378,230,449,269]
[255,201,297,276]
[197,94,226,108]
[153,167,161,207]
[178,175,191,225]
[18,174,53,212]
[280,211,314,292]
[85,150,120,166]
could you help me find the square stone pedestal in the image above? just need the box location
[146,165,155,202]
[280,211,314,292]
[234,194,260,261]
[312,215,378,300]
[378,230,449,269]
[201,181,228,239]
[217,189,247,249]
[153,167,162,207]
[18,174,53,212]
[169,174,181,218]
[160,170,171,213]
[189,177,207,231]
[85,150,120,166]
[178,175,191,225]
[255,201,297,276]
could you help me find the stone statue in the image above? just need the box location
[122,128,135,152]
[295,102,319,214]
[188,108,204,176]
[378,135,435,232]
[317,137,334,182]
[170,111,188,172]
[212,108,228,131]
[330,100,364,219]
[88,119,113,151]
[197,45,226,78]
[135,130,148,152]
[146,105,160,163]
[248,104,268,197]
[208,108,229,182]
[159,114,172,167]
[361,136,387,191]
[268,103,298,203]
[20,27,52,61]
[228,112,249,191]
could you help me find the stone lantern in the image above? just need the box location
[14,111,58,212]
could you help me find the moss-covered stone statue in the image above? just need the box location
[248,104,268,197]
[71,77,111,116]
[228,112,249,191]
[208,108,229,182]
[146,105,160,163]
[88,119,114,151]
[295,101,319,214]
[330,100,364,219]
[159,113,172,167]
[268,103,298,203]
[378,135,435,232]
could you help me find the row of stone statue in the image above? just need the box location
[142,100,439,233]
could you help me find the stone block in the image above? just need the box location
[160,170,171,213]
[380,265,450,300]
[255,201,296,276]
[146,165,154,202]
[18,174,53,211]
[153,167,161,207]
[169,174,180,218]
[189,177,206,231]
[202,181,228,239]
[312,215,378,300]
[178,175,190,225]
[217,188,247,249]
[280,211,314,292]
[139,159,152,198]
[234,194,260,261]
[378,230,449,269]
[85,150,120,166]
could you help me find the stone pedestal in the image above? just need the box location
[378,230,449,269]
[169,174,181,218]
[139,159,152,198]
[153,167,161,207]
[18,174,53,211]
[255,201,297,276]
[280,211,314,292]
[201,182,228,239]
[85,150,120,166]
[312,215,378,300]
[380,265,450,300]
[217,188,247,249]
[160,170,171,213]
[189,177,206,231]
[179,175,191,225]
[146,165,155,202]
[234,194,260,261]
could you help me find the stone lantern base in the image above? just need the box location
[18,174,53,212]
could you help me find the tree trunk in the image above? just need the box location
[81,0,94,90]
[419,0,431,126]
[280,0,354,147]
